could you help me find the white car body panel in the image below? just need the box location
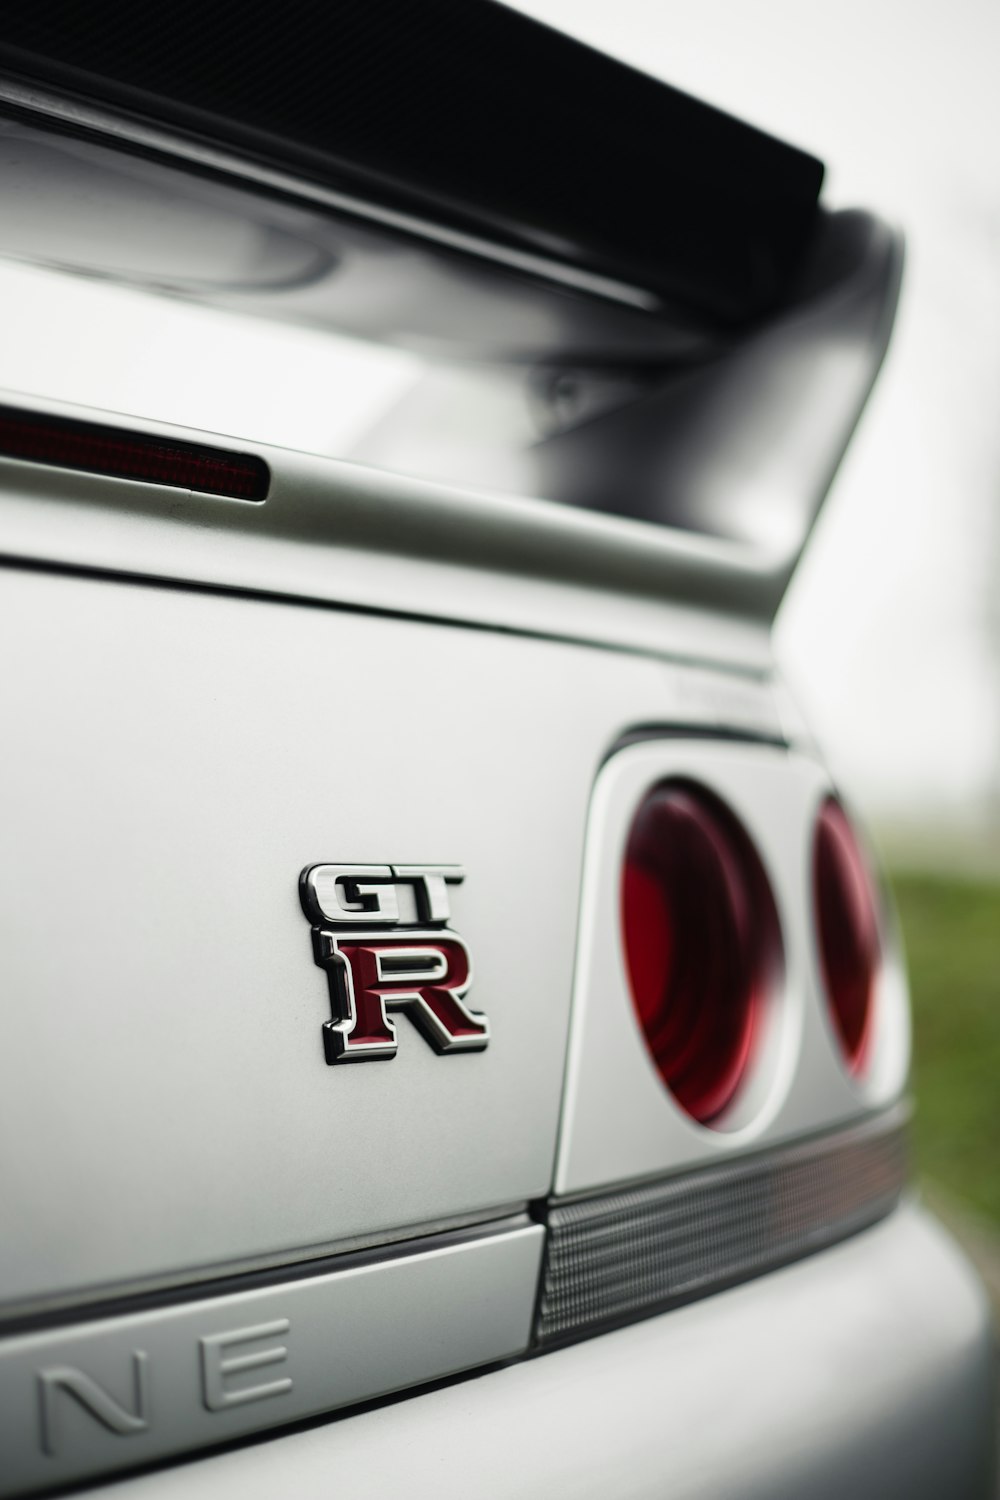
[0,18,993,1493]
[1,555,786,1314]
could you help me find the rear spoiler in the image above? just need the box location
[0,0,823,324]
[0,8,900,630]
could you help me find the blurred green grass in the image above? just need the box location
[889,870,1000,1229]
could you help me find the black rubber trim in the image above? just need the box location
[533,1107,909,1349]
[0,0,823,323]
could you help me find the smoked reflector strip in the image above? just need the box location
[0,407,269,500]
[536,1107,907,1345]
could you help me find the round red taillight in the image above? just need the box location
[813,798,880,1075]
[620,782,782,1126]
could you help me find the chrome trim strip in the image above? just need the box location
[536,1107,909,1345]
[0,1218,543,1498]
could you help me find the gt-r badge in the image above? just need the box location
[299,864,489,1062]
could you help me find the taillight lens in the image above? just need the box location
[620,782,781,1126]
[813,798,880,1075]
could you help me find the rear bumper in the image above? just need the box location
[92,1201,996,1500]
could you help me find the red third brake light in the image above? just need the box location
[0,405,269,500]
[813,798,880,1076]
[621,782,782,1127]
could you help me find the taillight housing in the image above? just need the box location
[813,797,880,1075]
[620,781,782,1127]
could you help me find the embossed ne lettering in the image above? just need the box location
[38,1352,150,1455]
[199,1320,292,1411]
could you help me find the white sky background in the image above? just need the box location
[511,0,1000,827]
